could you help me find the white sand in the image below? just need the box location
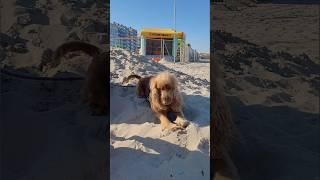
[110,48,210,180]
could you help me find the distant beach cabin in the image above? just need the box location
[139,28,185,62]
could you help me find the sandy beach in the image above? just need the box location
[110,48,210,180]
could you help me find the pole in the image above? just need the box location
[173,0,176,63]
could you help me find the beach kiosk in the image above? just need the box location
[139,28,185,61]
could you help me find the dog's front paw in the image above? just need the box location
[174,117,189,128]
[163,123,183,131]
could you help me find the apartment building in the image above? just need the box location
[110,22,138,52]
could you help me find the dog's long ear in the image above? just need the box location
[149,77,163,112]
[170,75,183,112]
[149,76,157,96]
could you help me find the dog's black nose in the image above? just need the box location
[164,97,170,102]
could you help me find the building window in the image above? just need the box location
[146,38,173,56]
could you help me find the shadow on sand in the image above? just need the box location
[0,74,108,180]
[225,96,320,180]
[110,135,209,179]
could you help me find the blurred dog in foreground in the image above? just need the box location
[47,41,107,115]
[212,59,240,180]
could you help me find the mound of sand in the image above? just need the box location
[214,31,319,113]
[0,0,108,71]
[212,3,319,61]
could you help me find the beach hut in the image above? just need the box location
[139,28,185,61]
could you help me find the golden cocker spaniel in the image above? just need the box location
[123,72,189,130]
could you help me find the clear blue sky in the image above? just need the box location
[111,0,210,53]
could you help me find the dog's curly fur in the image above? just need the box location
[124,72,189,130]
[52,41,107,115]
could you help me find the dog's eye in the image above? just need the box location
[161,85,170,90]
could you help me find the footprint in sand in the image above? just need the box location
[197,137,210,154]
